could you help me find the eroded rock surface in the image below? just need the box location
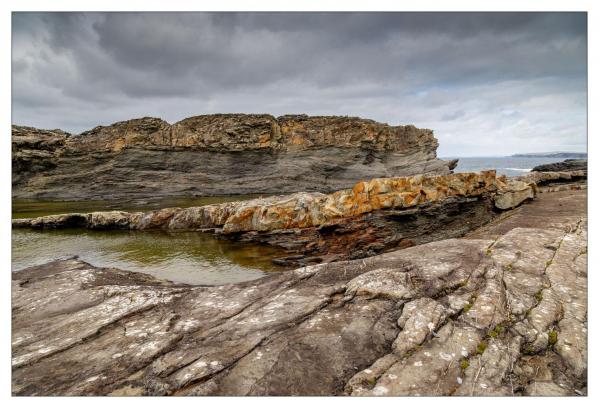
[12,114,455,200]
[12,215,587,396]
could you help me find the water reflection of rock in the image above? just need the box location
[12,228,286,285]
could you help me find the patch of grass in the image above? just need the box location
[463,295,477,313]
[545,259,553,267]
[535,290,544,303]
[367,377,377,387]
[460,358,470,371]
[523,344,536,355]
[486,248,493,256]
[505,264,513,272]
[476,340,488,355]
[548,330,558,346]
[488,323,504,338]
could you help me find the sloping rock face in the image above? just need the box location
[532,159,587,173]
[12,115,455,200]
[14,171,498,232]
[12,217,587,396]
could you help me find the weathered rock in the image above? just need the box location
[11,217,587,396]
[12,126,70,186]
[466,189,587,240]
[516,170,586,186]
[13,172,499,265]
[532,159,587,172]
[12,115,456,200]
[494,179,536,210]
[14,171,499,232]
[12,170,586,267]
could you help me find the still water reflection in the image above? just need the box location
[12,196,287,285]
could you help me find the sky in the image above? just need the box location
[11,12,587,156]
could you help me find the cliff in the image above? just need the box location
[12,114,456,200]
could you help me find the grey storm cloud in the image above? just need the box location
[12,12,587,156]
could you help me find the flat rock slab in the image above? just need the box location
[12,215,587,396]
[465,189,587,240]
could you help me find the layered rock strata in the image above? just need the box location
[12,216,587,396]
[14,172,499,265]
[13,170,587,266]
[12,115,456,200]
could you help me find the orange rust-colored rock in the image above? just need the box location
[13,171,498,234]
[21,170,586,267]
[220,171,498,233]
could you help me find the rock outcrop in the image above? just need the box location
[13,171,499,266]
[12,115,456,200]
[13,169,587,267]
[531,159,587,172]
[12,215,587,396]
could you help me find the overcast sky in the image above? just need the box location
[12,12,587,156]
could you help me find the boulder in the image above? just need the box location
[494,179,536,210]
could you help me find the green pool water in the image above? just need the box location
[11,196,287,285]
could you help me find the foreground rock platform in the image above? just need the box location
[12,209,587,395]
[12,114,457,200]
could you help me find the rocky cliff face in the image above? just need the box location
[12,114,455,200]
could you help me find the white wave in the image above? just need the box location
[504,168,531,172]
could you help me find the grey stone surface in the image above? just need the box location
[12,217,587,396]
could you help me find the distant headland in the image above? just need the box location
[512,151,587,158]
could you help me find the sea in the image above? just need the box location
[443,156,585,177]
